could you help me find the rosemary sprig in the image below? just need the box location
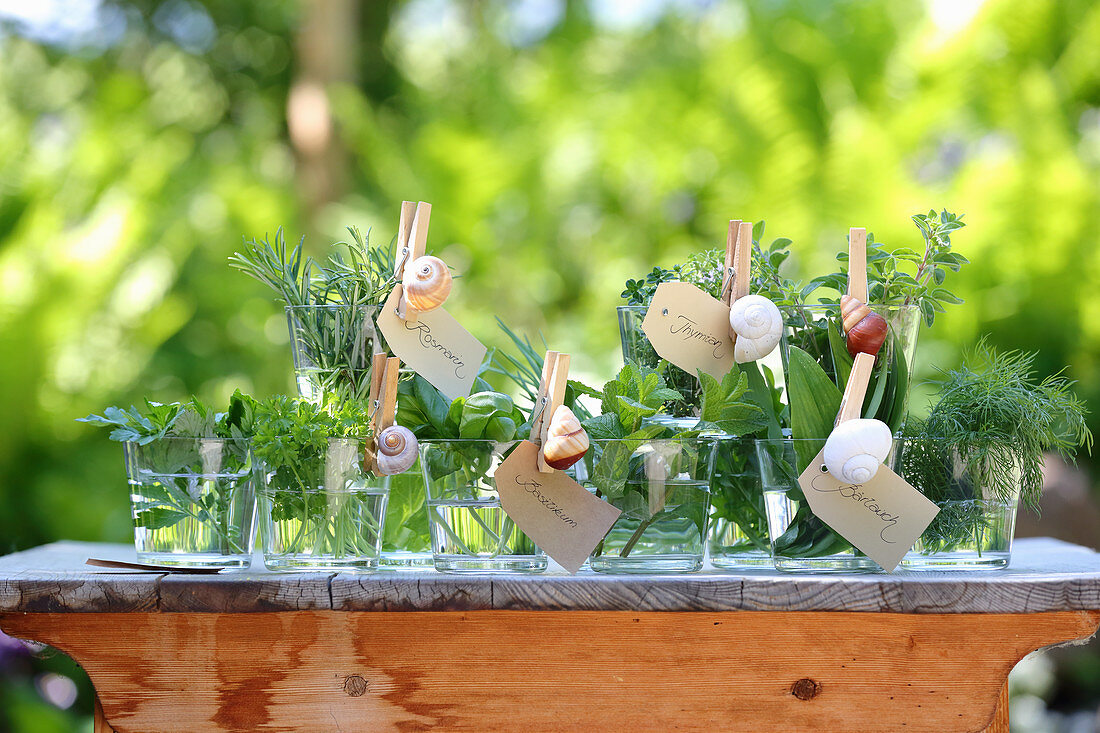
[229,227,398,403]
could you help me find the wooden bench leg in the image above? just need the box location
[980,682,1009,733]
[94,694,118,733]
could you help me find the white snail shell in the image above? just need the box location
[403,255,452,312]
[729,294,783,363]
[542,405,589,470]
[375,425,418,475]
[823,419,893,484]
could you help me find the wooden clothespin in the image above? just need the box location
[847,227,868,302]
[835,352,875,425]
[529,350,571,473]
[721,219,753,344]
[393,200,432,324]
[366,353,401,474]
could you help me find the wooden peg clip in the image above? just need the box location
[394,200,433,324]
[722,219,753,346]
[720,220,741,306]
[720,220,753,307]
[366,353,401,474]
[529,351,571,473]
[835,352,875,425]
[847,227,868,302]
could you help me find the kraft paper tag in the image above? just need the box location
[797,449,939,572]
[377,286,487,401]
[641,282,735,380]
[496,441,621,573]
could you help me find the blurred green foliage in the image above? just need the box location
[1,0,1099,727]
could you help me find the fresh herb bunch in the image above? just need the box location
[77,393,256,548]
[577,363,717,559]
[230,226,394,308]
[803,210,967,326]
[486,319,594,420]
[693,367,773,553]
[250,395,384,560]
[230,227,397,402]
[906,341,1092,511]
[77,392,254,447]
[396,372,528,497]
[251,395,372,499]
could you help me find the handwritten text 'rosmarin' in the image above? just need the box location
[403,320,466,377]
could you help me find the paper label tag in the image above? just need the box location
[496,441,621,573]
[377,286,487,401]
[797,449,940,572]
[641,282,735,380]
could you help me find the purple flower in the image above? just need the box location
[0,629,30,667]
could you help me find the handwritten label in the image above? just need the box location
[641,282,735,380]
[377,286,487,401]
[797,449,939,572]
[496,441,621,573]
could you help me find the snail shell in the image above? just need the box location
[403,255,453,312]
[729,294,783,363]
[823,418,892,484]
[543,405,589,470]
[375,425,418,476]
[840,294,888,357]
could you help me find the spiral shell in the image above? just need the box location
[729,294,783,363]
[403,255,453,312]
[543,405,589,470]
[823,419,892,484]
[375,425,418,476]
[840,294,888,357]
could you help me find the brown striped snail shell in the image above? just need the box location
[403,255,452,312]
[840,294,888,357]
[375,425,418,475]
[543,405,589,470]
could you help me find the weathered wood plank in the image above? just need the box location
[2,609,1095,733]
[157,573,334,613]
[0,542,162,613]
[2,538,1100,614]
[329,574,492,611]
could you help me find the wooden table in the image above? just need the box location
[1,539,1098,732]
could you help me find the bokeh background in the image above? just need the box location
[1,0,1098,730]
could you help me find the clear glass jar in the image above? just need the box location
[708,436,771,569]
[576,437,715,573]
[258,437,389,571]
[617,305,701,417]
[286,304,385,404]
[778,304,920,430]
[898,438,1020,570]
[379,459,434,568]
[124,438,255,568]
[420,440,547,573]
[756,438,885,573]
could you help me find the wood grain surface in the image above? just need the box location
[2,609,1094,733]
[2,538,1100,614]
